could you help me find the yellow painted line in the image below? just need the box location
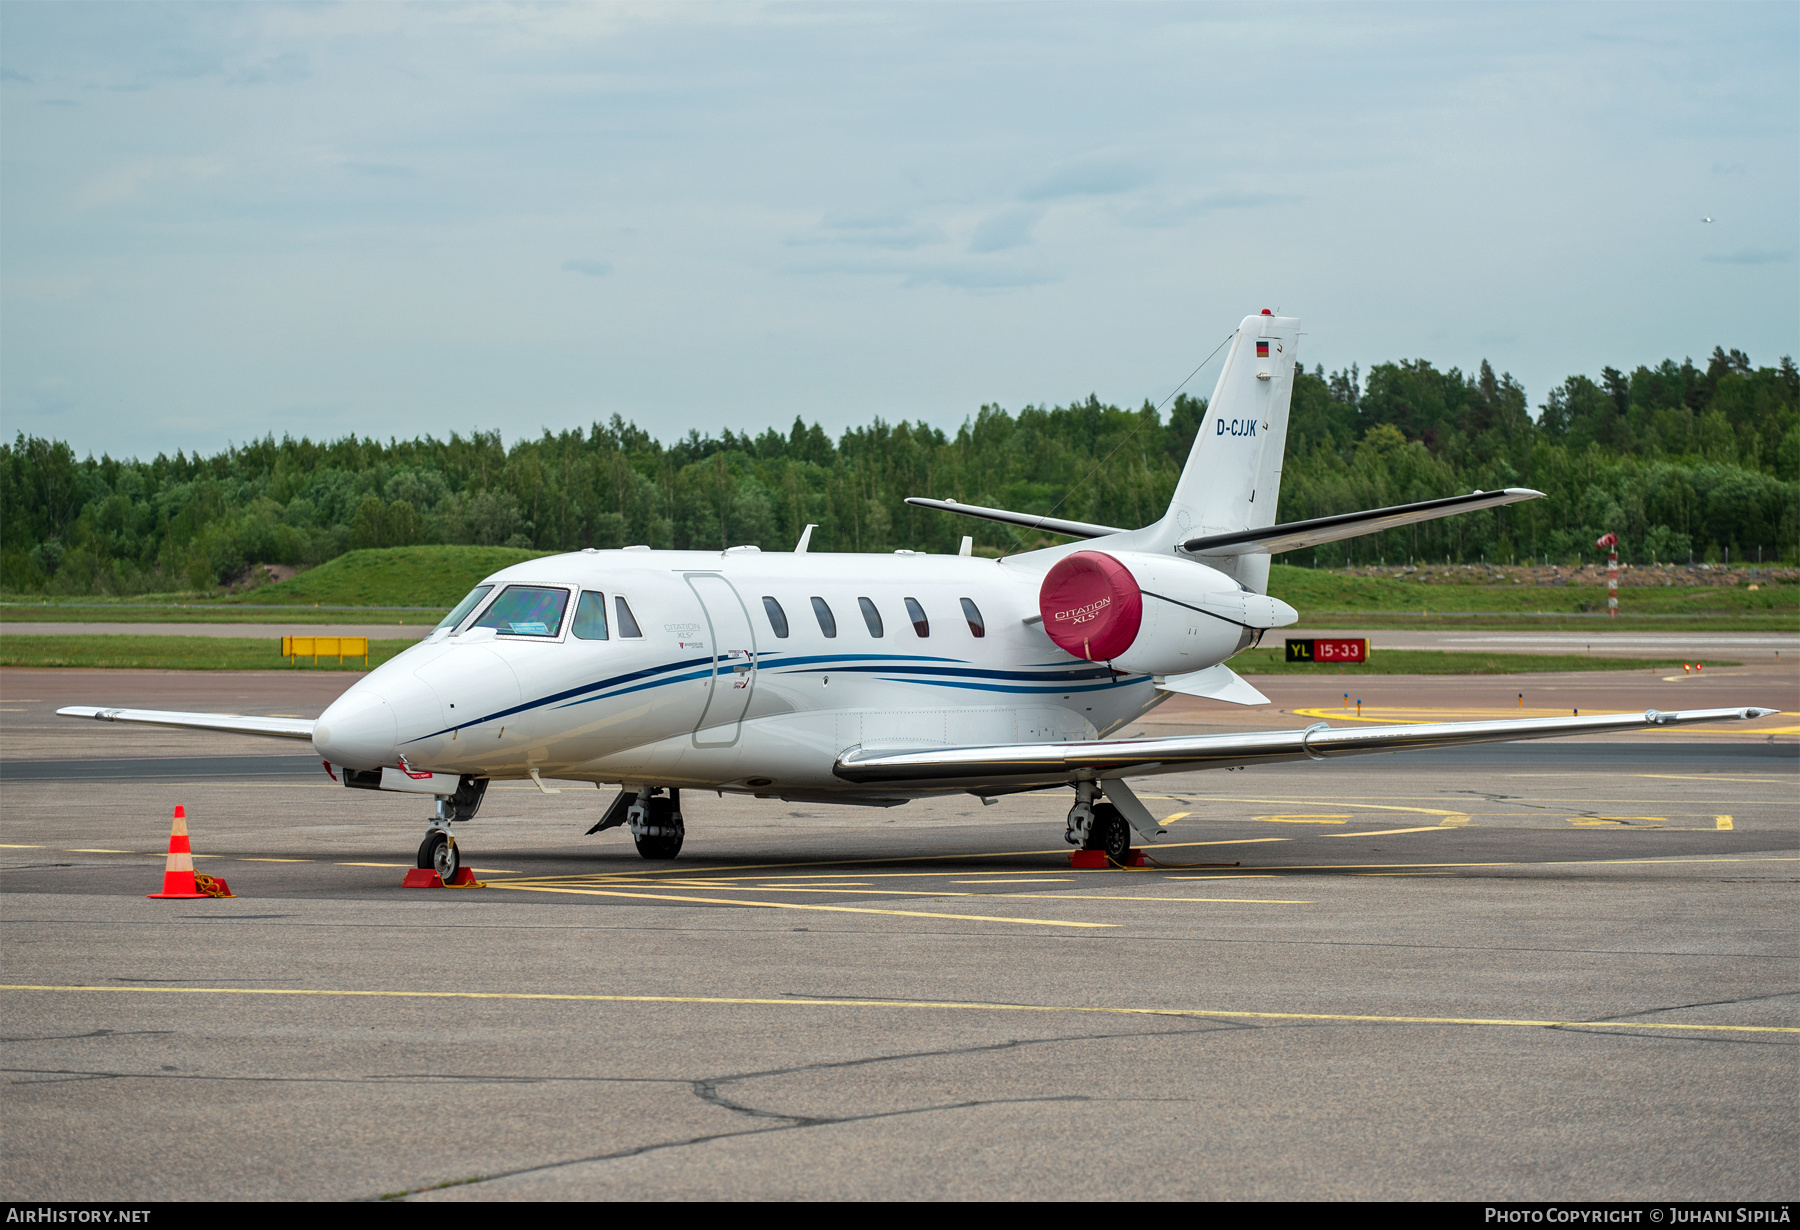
[485,882,1114,928]
[950,879,1071,885]
[338,862,411,869]
[1356,872,1454,877]
[0,984,1789,1035]
[496,881,1307,906]
[0,844,44,849]
[1160,811,1191,825]
[1204,797,1472,824]
[65,848,134,854]
[1255,814,1350,824]
[1717,815,1734,830]
[1326,826,1457,838]
[1164,874,1276,880]
[1504,772,1792,782]
[1231,856,1800,873]
[237,857,312,863]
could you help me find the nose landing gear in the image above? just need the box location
[417,825,460,882]
[414,777,487,883]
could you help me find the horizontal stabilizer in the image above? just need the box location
[1156,665,1271,706]
[1182,488,1543,556]
[836,707,1775,788]
[57,706,316,742]
[904,497,1124,541]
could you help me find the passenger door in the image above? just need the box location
[686,573,757,746]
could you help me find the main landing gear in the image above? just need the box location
[1065,781,1131,863]
[414,776,489,882]
[628,787,685,860]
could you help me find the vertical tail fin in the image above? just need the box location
[1153,311,1300,593]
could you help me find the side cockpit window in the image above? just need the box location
[811,597,837,638]
[572,591,609,640]
[614,596,643,638]
[475,585,569,637]
[436,584,494,632]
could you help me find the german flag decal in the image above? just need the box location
[1255,340,1270,358]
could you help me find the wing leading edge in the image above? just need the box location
[835,707,1776,788]
[57,706,317,742]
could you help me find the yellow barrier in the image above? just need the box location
[281,636,370,667]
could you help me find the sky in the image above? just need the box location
[2,1,1796,461]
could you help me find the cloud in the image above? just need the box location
[902,266,1056,290]
[969,208,1041,254]
[813,214,946,251]
[562,258,614,277]
[230,51,310,86]
[38,98,77,107]
[2,69,33,84]
[1121,190,1305,229]
[1021,155,1152,202]
[783,257,1052,291]
[342,161,416,178]
[1703,249,1795,265]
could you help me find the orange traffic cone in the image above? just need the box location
[148,806,232,899]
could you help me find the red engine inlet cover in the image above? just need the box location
[1039,551,1143,661]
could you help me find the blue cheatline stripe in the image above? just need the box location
[556,668,715,706]
[407,653,714,741]
[760,651,965,669]
[877,677,1145,695]
[401,649,1125,745]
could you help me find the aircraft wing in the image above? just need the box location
[57,706,317,742]
[835,707,1775,789]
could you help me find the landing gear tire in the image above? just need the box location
[419,830,460,881]
[633,795,684,860]
[1082,803,1131,863]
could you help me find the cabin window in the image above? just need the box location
[474,585,569,638]
[614,596,643,638]
[437,584,493,632]
[960,597,986,638]
[904,597,929,637]
[810,597,837,638]
[572,591,609,640]
[858,597,884,637]
[762,597,790,638]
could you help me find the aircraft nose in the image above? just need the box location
[312,689,397,770]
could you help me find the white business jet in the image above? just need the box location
[61,312,1771,881]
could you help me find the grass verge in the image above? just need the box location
[0,636,417,671]
[0,636,1735,676]
[1232,649,1735,676]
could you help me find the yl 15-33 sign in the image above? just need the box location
[1285,638,1369,663]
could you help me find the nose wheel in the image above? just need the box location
[417,829,460,882]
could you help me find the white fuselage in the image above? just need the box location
[310,545,1253,803]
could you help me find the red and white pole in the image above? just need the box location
[1596,533,1619,619]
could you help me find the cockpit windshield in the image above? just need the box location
[435,584,494,632]
[473,585,570,638]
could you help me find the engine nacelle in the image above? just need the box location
[1038,550,1298,676]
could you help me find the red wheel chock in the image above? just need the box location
[1068,848,1147,869]
[401,867,484,888]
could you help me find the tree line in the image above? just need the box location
[3,345,1795,596]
